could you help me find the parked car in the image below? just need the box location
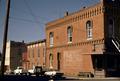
[44,69,64,78]
[28,66,45,76]
[28,69,34,75]
[34,66,45,76]
[14,67,23,75]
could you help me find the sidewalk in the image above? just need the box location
[64,76,120,80]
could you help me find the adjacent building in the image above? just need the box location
[5,40,26,72]
[0,52,1,69]
[22,39,46,70]
[45,0,120,77]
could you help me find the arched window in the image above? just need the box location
[49,32,54,47]
[67,26,73,43]
[86,20,93,39]
[49,54,53,68]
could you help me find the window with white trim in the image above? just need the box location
[49,32,54,47]
[67,26,73,43]
[86,20,93,39]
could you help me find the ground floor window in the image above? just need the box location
[49,54,53,69]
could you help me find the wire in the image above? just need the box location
[23,0,40,24]
[0,0,2,16]
[9,16,45,24]
[0,0,1,5]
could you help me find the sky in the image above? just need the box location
[0,0,100,52]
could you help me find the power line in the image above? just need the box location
[0,0,1,3]
[23,0,40,24]
[9,0,48,24]
[9,16,45,24]
[0,0,2,17]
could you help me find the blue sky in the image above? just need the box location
[0,0,100,51]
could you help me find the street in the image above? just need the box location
[0,75,120,81]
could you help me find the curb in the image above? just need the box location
[65,76,120,80]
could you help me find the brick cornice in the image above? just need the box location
[46,3,104,30]
[46,38,104,50]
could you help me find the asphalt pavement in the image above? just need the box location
[0,75,120,81]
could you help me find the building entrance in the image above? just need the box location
[92,54,120,77]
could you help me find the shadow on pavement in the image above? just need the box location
[0,75,78,81]
[0,75,49,81]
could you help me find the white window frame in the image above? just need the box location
[86,20,93,40]
[49,32,54,47]
[67,26,73,43]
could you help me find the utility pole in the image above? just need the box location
[0,0,10,76]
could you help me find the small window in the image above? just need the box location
[86,20,93,40]
[67,26,73,43]
[49,32,54,47]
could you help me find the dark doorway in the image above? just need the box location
[105,55,120,77]
[92,55,103,71]
[92,54,120,77]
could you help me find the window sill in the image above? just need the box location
[68,42,72,44]
[50,45,54,47]
[87,38,92,40]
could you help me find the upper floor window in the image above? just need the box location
[86,20,93,40]
[67,26,73,43]
[49,32,54,47]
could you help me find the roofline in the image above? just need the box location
[26,39,46,45]
[46,1,102,26]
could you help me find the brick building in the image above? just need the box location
[23,39,46,70]
[45,0,120,77]
[5,40,26,73]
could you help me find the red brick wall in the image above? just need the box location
[26,41,46,69]
[45,2,105,76]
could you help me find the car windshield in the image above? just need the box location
[19,68,22,69]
